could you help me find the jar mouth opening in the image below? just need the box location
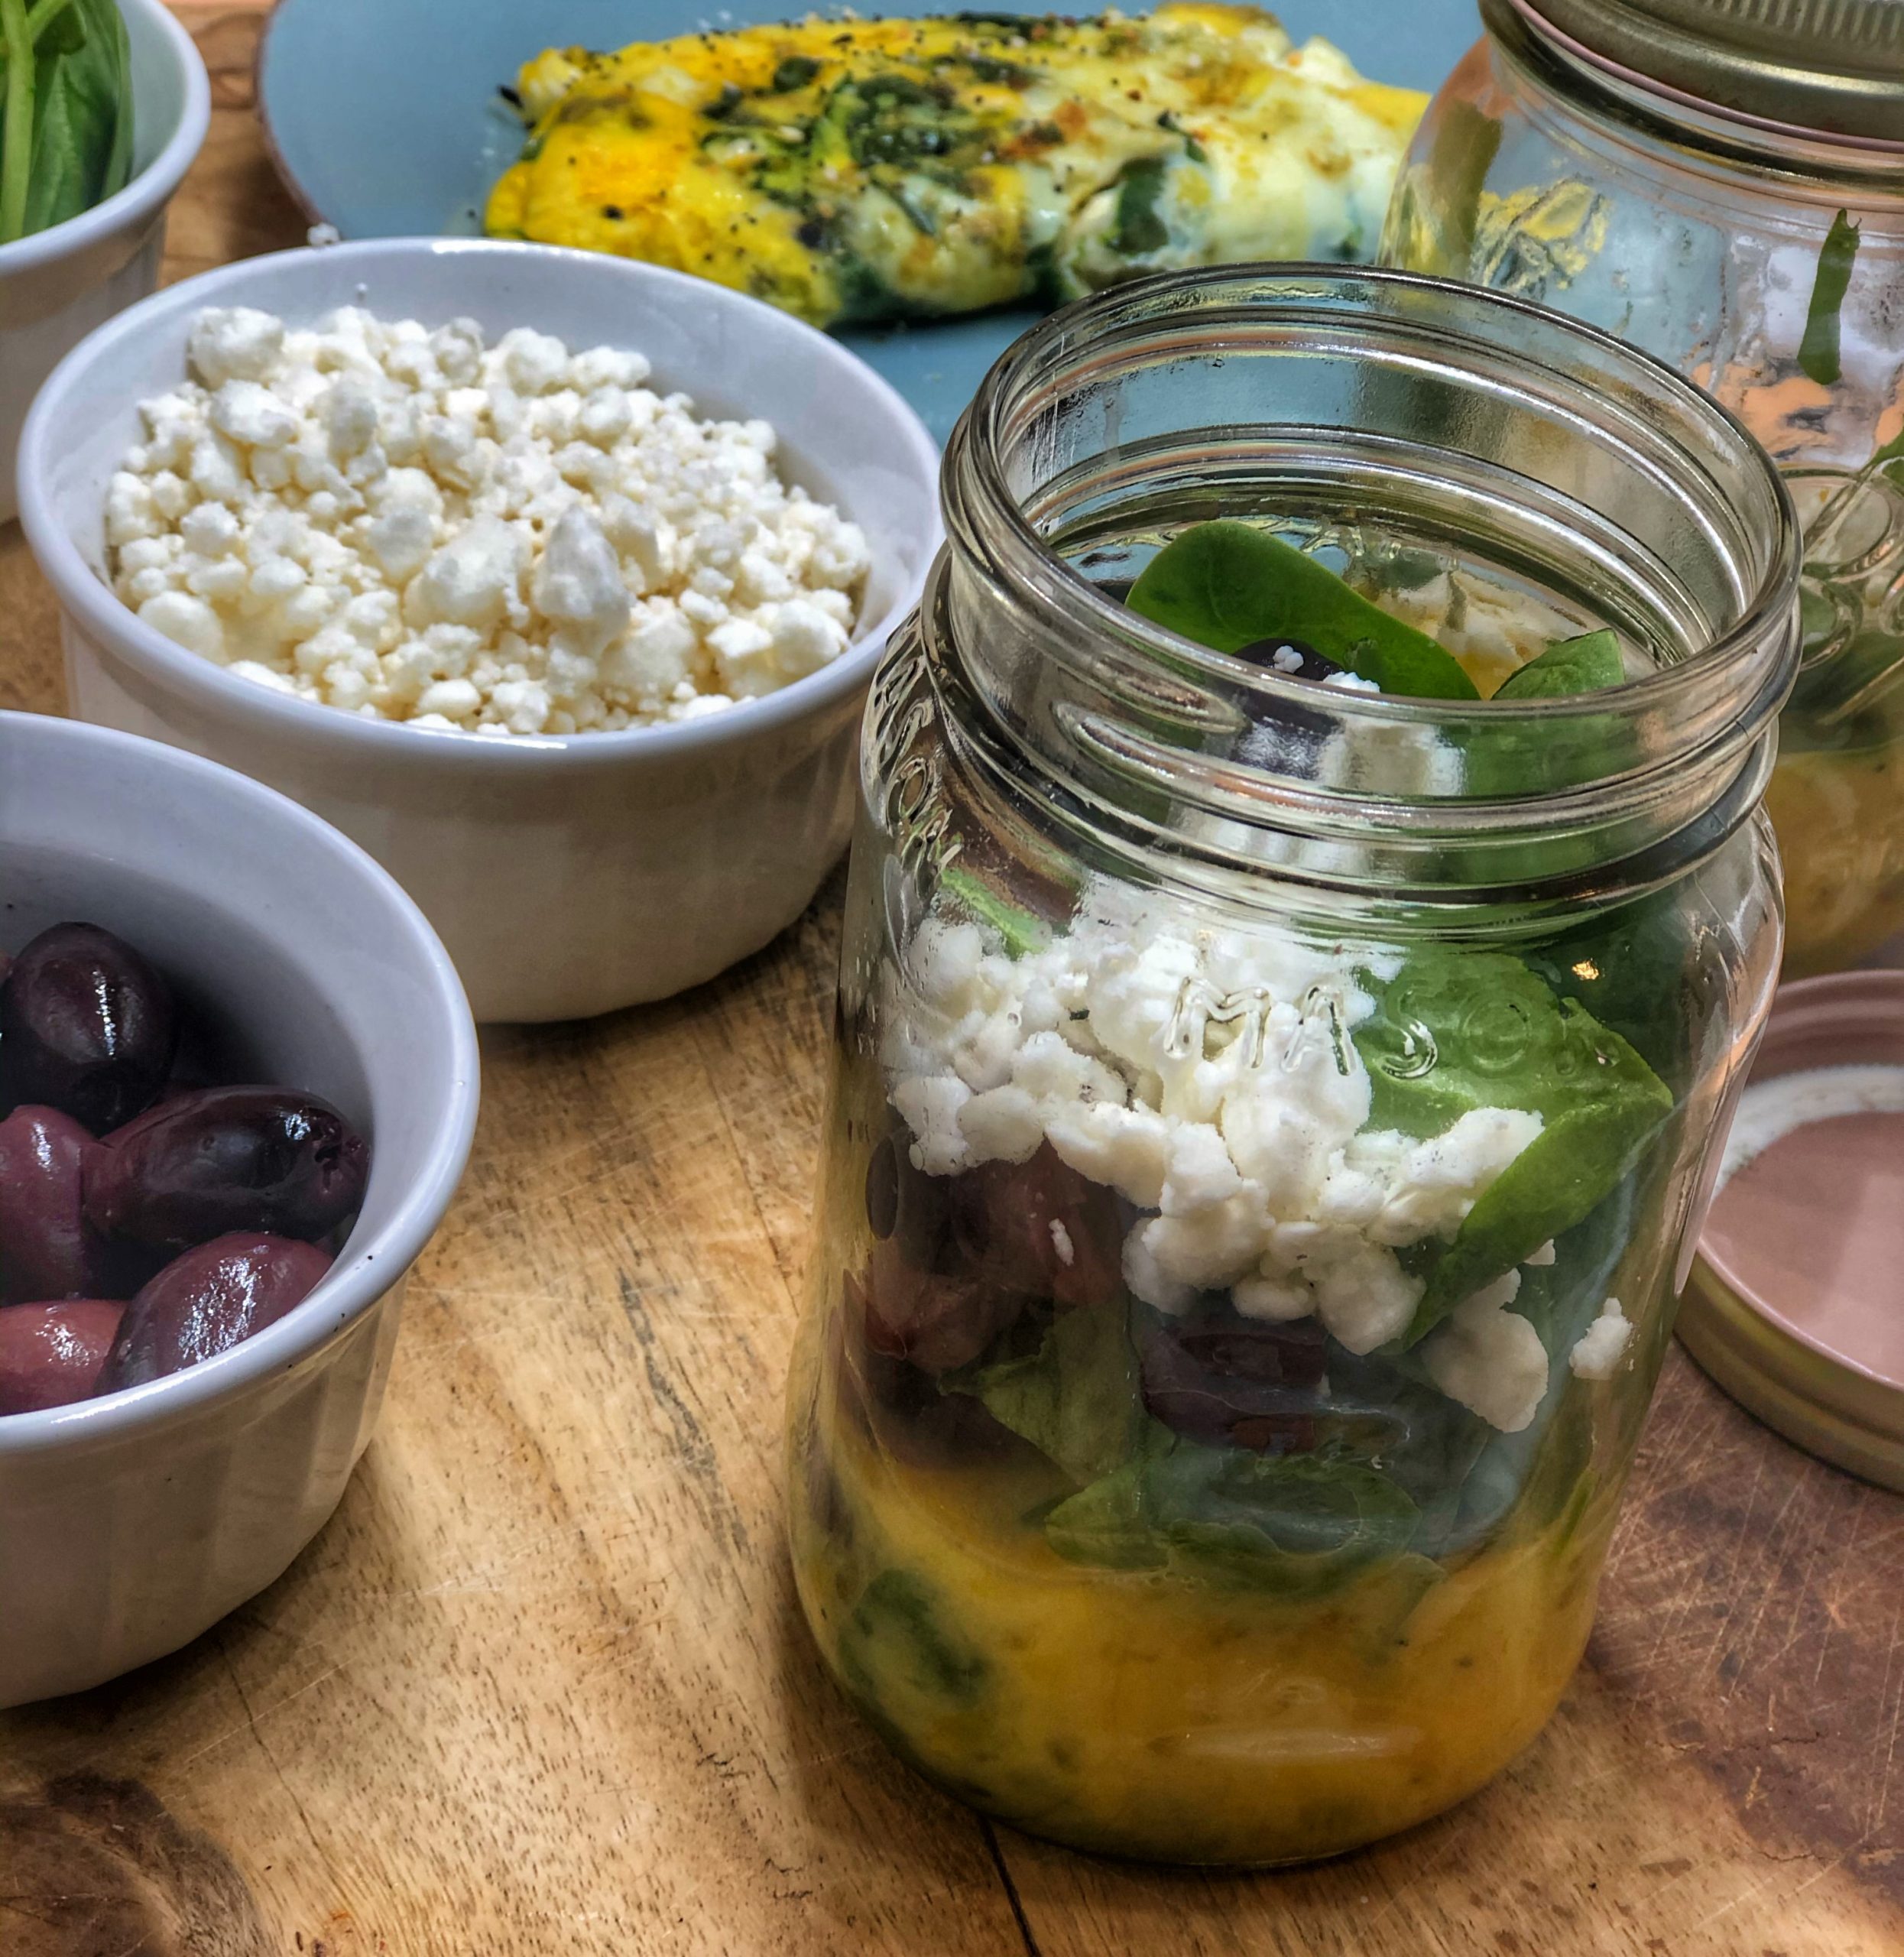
[951,265,1796,737]
[936,267,1799,897]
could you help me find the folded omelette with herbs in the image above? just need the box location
[485,5,1426,328]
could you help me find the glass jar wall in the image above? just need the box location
[787,270,1799,1865]
[1380,0,1904,975]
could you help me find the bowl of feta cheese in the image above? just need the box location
[15,238,941,1021]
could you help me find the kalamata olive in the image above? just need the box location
[0,923,177,1132]
[867,1133,1122,1309]
[86,1086,369,1249]
[0,1300,124,1414]
[842,1271,1030,1466]
[945,1145,1124,1310]
[861,1232,1030,1375]
[93,1233,332,1392]
[1140,1313,1332,1454]
[0,1104,97,1303]
[1140,1310,1409,1456]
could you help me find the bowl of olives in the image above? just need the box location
[0,710,478,1707]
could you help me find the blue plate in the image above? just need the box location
[259,0,1480,443]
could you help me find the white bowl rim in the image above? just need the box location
[0,0,211,281]
[17,235,944,771]
[0,710,482,1458]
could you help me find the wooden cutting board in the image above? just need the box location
[0,11,1899,1952]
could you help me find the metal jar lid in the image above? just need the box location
[1679,972,1904,1491]
[1498,0,1904,148]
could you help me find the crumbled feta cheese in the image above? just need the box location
[109,308,871,735]
[892,1076,972,1176]
[1231,1271,1312,1323]
[1363,1108,1546,1245]
[1310,1243,1424,1355]
[1568,1297,1633,1380]
[1048,1219,1075,1268]
[1424,1271,1550,1433]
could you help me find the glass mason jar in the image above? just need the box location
[786,268,1799,1866]
[1380,0,1904,976]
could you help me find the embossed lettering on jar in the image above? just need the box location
[785,268,1800,1865]
[1380,0,1904,975]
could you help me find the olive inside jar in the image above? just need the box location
[1379,0,1904,975]
[786,268,1799,1866]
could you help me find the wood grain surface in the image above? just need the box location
[2,11,1901,1952]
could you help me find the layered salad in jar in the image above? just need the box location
[789,523,1714,1864]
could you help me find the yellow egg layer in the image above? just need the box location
[788,1328,1612,1865]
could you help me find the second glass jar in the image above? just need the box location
[787,268,1799,1865]
[1380,0,1904,975]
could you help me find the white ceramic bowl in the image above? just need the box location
[0,0,209,525]
[17,238,942,1021]
[0,711,478,1708]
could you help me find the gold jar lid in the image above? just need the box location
[1679,973,1904,1491]
[1494,0,1904,147]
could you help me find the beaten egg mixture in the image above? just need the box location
[788,1314,1611,1865]
[485,6,1425,327]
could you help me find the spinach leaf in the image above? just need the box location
[1526,883,1700,1088]
[1046,1430,1426,1598]
[1787,625,1904,729]
[1110,154,1169,255]
[771,54,821,92]
[1411,99,1501,276]
[1491,628,1624,701]
[0,0,130,244]
[938,865,1048,959]
[1799,209,1860,388]
[1150,1445,1422,1594]
[1453,631,1629,800]
[26,0,128,233]
[1042,1443,1168,1570]
[0,0,32,242]
[942,1293,1142,1484]
[1354,948,1673,1341]
[838,1567,990,1707]
[1126,521,1481,700]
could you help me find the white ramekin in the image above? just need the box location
[0,710,478,1708]
[17,238,942,1021]
[0,0,210,524]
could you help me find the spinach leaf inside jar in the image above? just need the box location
[1121,518,1630,708]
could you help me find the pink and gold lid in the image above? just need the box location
[1680,972,1904,1491]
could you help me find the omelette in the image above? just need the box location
[485,6,1426,328]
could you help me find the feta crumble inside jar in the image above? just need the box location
[105,307,871,735]
[786,270,1799,1865]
